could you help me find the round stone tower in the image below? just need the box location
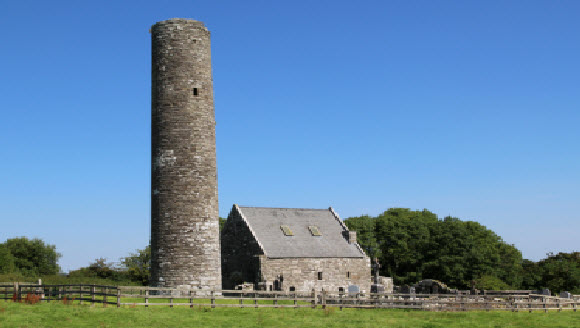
[150,18,221,290]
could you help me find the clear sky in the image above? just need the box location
[1,1,578,271]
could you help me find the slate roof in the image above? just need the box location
[236,206,366,259]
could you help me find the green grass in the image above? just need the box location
[0,302,578,328]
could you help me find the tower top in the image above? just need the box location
[152,18,207,29]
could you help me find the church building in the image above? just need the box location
[221,205,371,293]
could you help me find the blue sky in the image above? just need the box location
[0,1,578,271]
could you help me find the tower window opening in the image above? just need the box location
[193,88,199,96]
[347,271,350,278]
[318,272,323,280]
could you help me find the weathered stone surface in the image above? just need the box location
[150,18,221,290]
[560,291,572,299]
[348,285,360,294]
[414,279,453,294]
[371,284,384,293]
[378,276,394,293]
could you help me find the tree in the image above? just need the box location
[535,252,580,294]
[344,208,524,289]
[344,215,380,259]
[1,237,61,275]
[521,259,542,290]
[0,244,16,274]
[68,258,122,280]
[121,245,151,285]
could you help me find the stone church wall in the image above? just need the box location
[221,206,264,289]
[259,257,371,293]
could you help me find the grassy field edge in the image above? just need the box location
[1,302,578,328]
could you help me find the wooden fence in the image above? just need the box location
[1,283,578,312]
[324,292,578,312]
[119,286,315,308]
[1,283,118,306]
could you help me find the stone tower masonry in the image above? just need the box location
[150,18,221,289]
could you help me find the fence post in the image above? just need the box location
[117,288,121,308]
[91,286,95,305]
[311,289,317,309]
[322,290,326,309]
[573,300,577,312]
[79,284,82,305]
[210,290,215,309]
[543,296,547,313]
[104,287,107,306]
[274,293,278,307]
[254,292,258,308]
[13,282,19,302]
[58,286,62,301]
[294,291,298,309]
[557,298,561,312]
[146,289,149,308]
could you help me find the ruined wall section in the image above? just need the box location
[150,18,221,289]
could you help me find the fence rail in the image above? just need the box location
[1,283,118,306]
[1,283,578,312]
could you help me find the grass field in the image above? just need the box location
[0,302,578,328]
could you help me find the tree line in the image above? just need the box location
[344,208,579,293]
[0,237,149,285]
[1,210,578,293]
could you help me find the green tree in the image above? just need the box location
[121,246,151,285]
[1,237,61,275]
[68,258,121,280]
[521,259,542,290]
[0,244,16,274]
[344,215,380,259]
[344,208,524,290]
[535,252,580,294]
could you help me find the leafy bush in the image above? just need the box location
[1,237,60,276]
[475,275,513,290]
